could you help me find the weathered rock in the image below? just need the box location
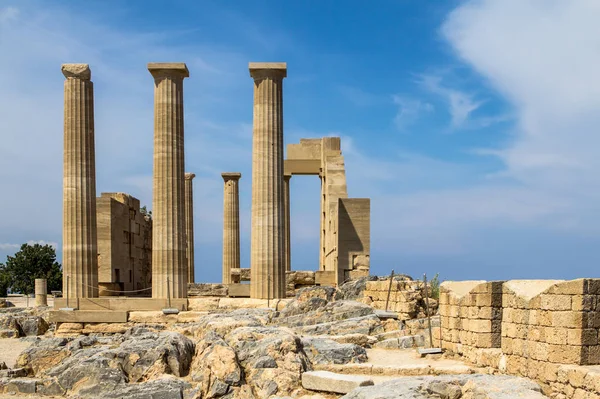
[301,337,367,365]
[17,316,49,336]
[0,315,22,338]
[320,333,377,347]
[340,374,547,399]
[426,380,462,399]
[297,286,337,302]
[298,314,383,336]
[188,297,221,311]
[0,368,27,378]
[190,309,269,338]
[335,276,378,301]
[1,377,40,394]
[276,300,376,329]
[302,371,373,394]
[191,331,242,398]
[18,329,195,396]
[225,326,309,397]
[93,376,190,399]
[16,337,69,374]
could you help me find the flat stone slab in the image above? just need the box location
[49,310,128,323]
[302,370,374,394]
[374,310,398,319]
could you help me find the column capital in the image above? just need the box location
[222,172,242,182]
[62,64,91,80]
[185,172,196,180]
[249,62,287,80]
[283,174,292,182]
[148,63,190,80]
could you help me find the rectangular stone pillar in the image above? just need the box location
[222,173,241,284]
[184,173,195,284]
[62,63,99,298]
[148,63,189,298]
[249,62,287,299]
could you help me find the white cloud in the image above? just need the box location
[392,95,433,130]
[0,240,58,252]
[418,73,483,128]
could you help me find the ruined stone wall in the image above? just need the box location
[97,193,152,295]
[439,278,600,398]
[439,281,503,355]
[363,278,435,321]
[502,279,600,367]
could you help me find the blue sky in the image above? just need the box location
[1,0,600,283]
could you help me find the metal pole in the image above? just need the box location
[385,269,395,312]
[66,275,70,309]
[423,273,434,348]
[167,277,171,309]
[267,270,271,309]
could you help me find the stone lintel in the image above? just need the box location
[61,63,91,80]
[148,62,190,78]
[185,172,196,180]
[249,62,287,79]
[222,172,242,181]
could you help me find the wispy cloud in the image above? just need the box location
[392,95,434,130]
[418,73,483,128]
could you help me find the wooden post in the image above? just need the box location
[385,270,395,312]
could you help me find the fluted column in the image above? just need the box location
[249,62,287,299]
[283,175,291,271]
[222,173,241,284]
[62,63,98,298]
[148,63,189,298]
[184,173,195,284]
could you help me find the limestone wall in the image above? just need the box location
[439,278,600,397]
[439,281,503,355]
[502,279,600,366]
[363,278,436,321]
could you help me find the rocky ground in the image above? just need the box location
[0,280,549,398]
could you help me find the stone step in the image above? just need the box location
[302,370,374,394]
[373,335,425,349]
[49,310,128,323]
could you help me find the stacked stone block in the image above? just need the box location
[502,279,600,368]
[363,278,432,321]
[439,281,504,354]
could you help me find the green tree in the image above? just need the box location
[0,266,9,297]
[2,243,62,295]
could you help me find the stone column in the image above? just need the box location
[249,62,287,299]
[222,173,241,284]
[148,63,189,298]
[184,173,195,284]
[62,63,98,298]
[283,175,291,271]
[35,279,48,307]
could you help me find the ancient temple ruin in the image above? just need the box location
[56,61,370,317]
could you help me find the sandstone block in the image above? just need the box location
[553,311,584,328]
[582,345,600,365]
[302,371,373,394]
[548,280,585,295]
[568,329,598,346]
[545,327,569,345]
[541,294,572,311]
[548,344,582,364]
[572,295,596,311]
[187,298,220,311]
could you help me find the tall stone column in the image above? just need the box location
[62,63,98,298]
[148,63,189,298]
[184,173,195,284]
[249,62,287,299]
[222,173,241,284]
[283,175,291,271]
[35,279,48,307]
